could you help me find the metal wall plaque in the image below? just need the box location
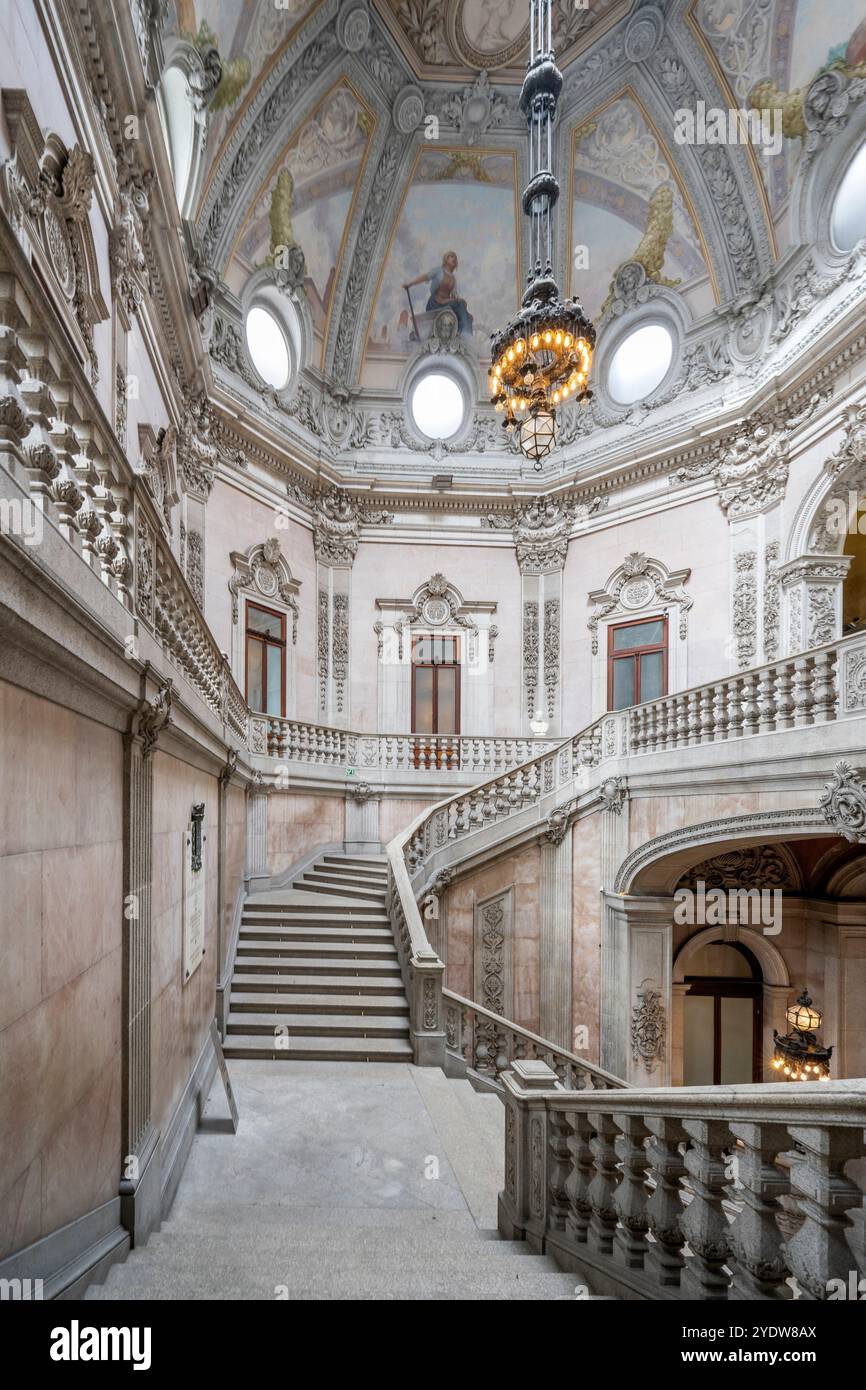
[183,807,206,983]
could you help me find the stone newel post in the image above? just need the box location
[498,1060,563,1249]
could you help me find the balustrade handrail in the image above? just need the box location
[542,1076,866,1118]
[443,988,627,1090]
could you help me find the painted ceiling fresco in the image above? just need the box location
[693,0,866,229]
[364,149,520,370]
[225,81,374,361]
[378,0,626,76]
[570,93,712,322]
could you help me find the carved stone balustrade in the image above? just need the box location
[499,1073,866,1300]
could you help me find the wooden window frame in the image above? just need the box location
[410,633,461,734]
[607,613,668,712]
[683,980,763,1084]
[245,600,286,718]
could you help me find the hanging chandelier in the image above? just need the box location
[771,988,833,1081]
[489,0,595,468]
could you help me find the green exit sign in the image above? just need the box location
[345,767,356,778]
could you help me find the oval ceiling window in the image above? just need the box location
[245,306,290,390]
[160,65,195,210]
[607,323,674,405]
[831,142,866,251]
[410,371,466,440]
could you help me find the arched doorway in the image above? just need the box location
[681,940,762,1085]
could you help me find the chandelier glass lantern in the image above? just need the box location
[771,988,833,1081]
[489,0,595,468]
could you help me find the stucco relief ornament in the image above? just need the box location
[135,677,172,759]
[310,487,393,566]
[543,799,577,847]
[819,761,866,843]
[631,979,665,1072]
[599,776,626,815]
[429,70,510,145]
[348,781,377,803]
[337,1,371,53]
[588,552,692,654]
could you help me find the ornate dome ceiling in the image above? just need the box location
[157,0,866,488]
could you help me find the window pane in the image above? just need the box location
[720,997,754,1084]
[414,637,432,663]
[414,667,434,733]
[248,606,282,638]
[683,995,715,1086]
[436,668,458,734]
[639,650,664,702]
[266,643,282,716]
[612,655,635,710]
[247,637,263,712]
[612,619,665,651]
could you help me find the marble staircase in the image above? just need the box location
[224,853,413,1063]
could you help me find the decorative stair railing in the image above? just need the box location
[250,717,557,778]
[384,629,866,1076]
[499,1065,866,1301]
[442,991,626,1091]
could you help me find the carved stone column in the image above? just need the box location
[120,670,172,1245]
[778,555,852,655]
[540,812,573,1048]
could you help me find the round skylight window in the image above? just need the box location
[607,324,674,405]
[245,306,290,390]
[831,142,866,251]
[410,372,466,440]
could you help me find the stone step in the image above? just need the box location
[295,878,386,902]
[305,866,388,886]
[238,923,395,944]
[316,856,389,878]
[244,902,387,919]
[236,939,398,961]
[230,991,409,1015]
[222,1034,413,1062]
[322,850,386,861]
[226,1012,410,1038]
[231,972,403,994]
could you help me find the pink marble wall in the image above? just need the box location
[150,752,219,1139]
[267,792,344,875]
[379,797,441,846]
[442,846,542,1032]
[572,814,603,1063]
[0,682,123,1260]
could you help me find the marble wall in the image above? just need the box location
[266,791,344,877]
[0,682,123,1260]
[150,752,219,1140]
[222,782,246,980]
[442,845,542,1034]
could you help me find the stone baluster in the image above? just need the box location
[698,683,714,743]
[646,700,659,752]
[565,1110,595,1246]
[791,655,814,727]
[756,665,776,734]
[784,1124,864,1300]
[109,485,133,610]
[726,1122,792,1300]
[613,1113,650,1270]
[680,1119,732,1299]
[548,1109,572,1232]
[47,385,84,546]
[686,689,699,745]
[645,1115,688,1287]
[741,671,760,736]
[629,706,643,754]
[587,1110,621,1256]
[726,676,744,739]
[18,338,60,513]
[0,322,30,474]
[711,681,729,741]
[810,649,836,723]
[773,662,795,730]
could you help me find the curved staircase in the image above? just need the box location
[225,853,413,1063]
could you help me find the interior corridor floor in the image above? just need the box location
[86,1060,588,1301]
